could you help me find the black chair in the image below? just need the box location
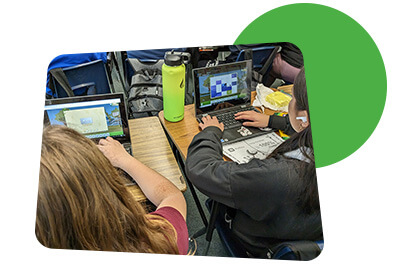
[235,45,280,87]
[204,199,323,260]
[204,199,248,257]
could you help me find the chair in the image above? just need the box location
[124,48,187,87]
[204,199,248,257]
[51,59,111,98]
[124,48,189,90]
[235,46,280,86]
[204,199,323,260]
[46,52,108,97]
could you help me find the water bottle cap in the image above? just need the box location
[164,53,182,66]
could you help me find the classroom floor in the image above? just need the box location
[183,185,230,257]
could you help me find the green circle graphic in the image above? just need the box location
[235,3,386,168]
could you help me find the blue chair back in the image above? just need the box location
[53,59,111,98]
[124,48,188,87]
[46,52,107,97]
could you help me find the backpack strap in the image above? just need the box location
[49,68,74,97]
[256,46,281,82]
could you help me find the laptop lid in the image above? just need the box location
[44,93,131,143]
[193,60,252,114]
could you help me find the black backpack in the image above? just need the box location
[268,240,323,260]
[126,58,164,118]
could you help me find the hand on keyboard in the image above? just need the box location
[199,115,225,132]
[234,110,270,128]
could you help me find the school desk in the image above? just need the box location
[126,116,186,202]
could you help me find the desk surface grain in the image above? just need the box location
[158,105,200,161]
[126,117,186,202]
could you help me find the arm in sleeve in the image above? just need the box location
[185,126,238,209]
[150,206,189,255]
[185,126,297,220]
[268,115,295,135]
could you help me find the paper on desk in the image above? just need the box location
[223,132,285,164]
[254,83,289,113]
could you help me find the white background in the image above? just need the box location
[1,0,399,265]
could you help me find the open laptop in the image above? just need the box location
[193,60,272,144]
[44,93,136,185]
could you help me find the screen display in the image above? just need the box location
[194,61,251,110]
[44,98,125,139]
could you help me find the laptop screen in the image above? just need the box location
[193,60,252,113]
[44,93,130,142]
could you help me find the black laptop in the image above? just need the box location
[193,60,272,144]
[44,93,135,185]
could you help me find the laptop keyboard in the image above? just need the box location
[205,106,257,129]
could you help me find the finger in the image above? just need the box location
[98,138,107,145]
[235,113,251,120]
[235,111,254,116]
[211,116,220,122]
[235,111,250,116]
[106,136,115,142]
[201,115,209,122]
[97,144,105,151]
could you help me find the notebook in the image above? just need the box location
[44,93,135,185]
[192,60,272,144]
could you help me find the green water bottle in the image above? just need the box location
[162,51,186,122]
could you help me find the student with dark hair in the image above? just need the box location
[36,126,188,254]
[264,42,304,87]
[226,42,303,87]
[185,67,322,257]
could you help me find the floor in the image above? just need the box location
[183,185,230,257]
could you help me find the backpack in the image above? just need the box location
[268,240,323,260]
[126,58,164,118]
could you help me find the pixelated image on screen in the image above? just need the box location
[45,100,124,139]
[196,63,248,108]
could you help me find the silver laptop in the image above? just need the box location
[44,93,135,185]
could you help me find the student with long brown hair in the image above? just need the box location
[185,67,322,257]
[36,126,188,254]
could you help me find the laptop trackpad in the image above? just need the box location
[221,126,264,143]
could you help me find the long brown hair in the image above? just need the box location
[36,125,179,254]
[269,67,320,214]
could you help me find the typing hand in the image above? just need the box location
[97,137,131,169]
[199,115,224,132]
[235,111,270,128]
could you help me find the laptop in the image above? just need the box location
[44,93,136,185]
[193,60,272,144]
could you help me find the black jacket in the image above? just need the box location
[185,127,322,256]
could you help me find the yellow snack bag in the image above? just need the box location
[265,91,292,108]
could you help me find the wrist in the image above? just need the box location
[118,154,135,170]
[204,125,223,133]
[264,115,270,128]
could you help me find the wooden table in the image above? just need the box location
[125,116,186,201]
